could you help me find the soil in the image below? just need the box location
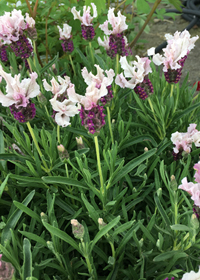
[130,4,200,87]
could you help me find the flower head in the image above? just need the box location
[71,3,97,26]
[50,96,80,127]
[68,81,108,110]
[0,66,40,108]
[57,24,72,40]
[43,75,71,97]
[82,65,115,88]
[171,123,200,157]
[99,8,128,35]
[0,9,26,44]
[148,30,198,83]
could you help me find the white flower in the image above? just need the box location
[115,56,152,89]
[50,97,80,127]
[43,76,71,96]
[99,8,128,35]
[148,30,199,72]
[82,65,115,88]
[0,9,26,44]
[57,24,72,40]
[182,266,200,280]
[97,36,110,50]
[25,13,35,28]
[68,82,108,110]
[0,65,40,108]
[71,3,97,26]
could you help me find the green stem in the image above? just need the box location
[26,121,50,174]
[27,58,33,73]
[69,54,76,77]
[89,41,94,65]
[109,241,115,259]
[170,83,174,98]
[106,107,114,145]
[94,136,104,194]
[113,53,119,100]
[148,98,163,139]
[57,125,60,144]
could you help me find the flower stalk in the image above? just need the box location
[106,107,114,145]
[26,121,50,174]
[94,135,105,197]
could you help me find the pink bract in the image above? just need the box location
[0,66,40,108]
[99,8,128,35]
[71,3,97,26]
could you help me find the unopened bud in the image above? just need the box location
[38,92,47,105]
[76,137,85,149]
[170,175,177,190]
[139,238,143,247]
[191,213,199,229]
[52,64,56,70]
[40,212,48,223]
[157,188,162,198]
[0,254,15,280]
[112,119,115,124]
[47,241,56,254]
[19,65,22,70]
[98,218,107,230]
[57,144,69,160]
[71,219,85,239]
[144,147,148,152]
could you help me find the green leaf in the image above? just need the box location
[0,129,6,170]
[154,193,171,229]
[13,201,41,223]
[23,238,32,280]
[40,54,58,74]
[42,222,81,253]
[170,224,191,231]
[153,251,177,262]
[0,244,21,274]
[0,174,9,199]
[81,193,99,224]
[118,135,157,151]
[1,190,35,245]
[42,176,88,189]
[139,221,156,244]
[136,0,151,14]
[85,0,106,14]
[19,231,46,246]
[76,48,91,71]
[112,148,156,185]
[168,0,183,12]
[90,216,120,252]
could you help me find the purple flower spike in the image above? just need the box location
[61,39,74,53]
[0,45,8,62]
[10,101,36,123]
[10,34,33,59]
[81,25,95,41]
[134,77,154,100]
[79,105,106,134]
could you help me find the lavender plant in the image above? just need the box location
[0,1,200,280]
